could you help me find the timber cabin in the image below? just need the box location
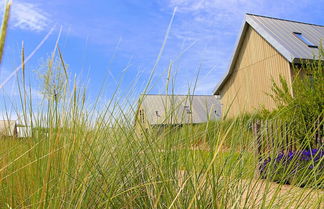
[213,14,324,118]
[135,95,221,132]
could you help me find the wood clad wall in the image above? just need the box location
[134,106,149,135]
[219,26,292,118]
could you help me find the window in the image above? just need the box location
[184,105,192,114]
[307,73,314,88]
[293,32,318,48]
[139,110,145,123]
[214,110,221,117]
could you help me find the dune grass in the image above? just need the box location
[0,85,322,208]
[0,4,323,208]
[0,108,322,208]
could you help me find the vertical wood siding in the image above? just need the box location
[220,26,292,118]
[134,106,150,135]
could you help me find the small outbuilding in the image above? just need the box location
[0,120,17,137]
[135,94,221,132]
[17,126,32,138]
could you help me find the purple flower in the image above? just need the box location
[287,152,295,160]
[260,148,324,175]
[302,150,311,156]
[275,153,284,162]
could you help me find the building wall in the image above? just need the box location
[0,120,17,137]
[219,26,293,118]
[134,106,149,135]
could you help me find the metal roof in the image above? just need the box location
[139,95,221,125]
[213,14,324,95]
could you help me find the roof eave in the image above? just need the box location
[213,17,249,95]
[213,14,296,95]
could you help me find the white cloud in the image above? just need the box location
[169,0,253,14]
[168,0,312,26]
[0,1,50,32]
[0,67,43,100]
[0,84,43,100]
[163,0,314,94]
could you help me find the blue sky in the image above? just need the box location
[0,0,324,117]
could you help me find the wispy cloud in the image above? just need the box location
[163,0,316,94]
[0,1,50,32]
[168,0,305,13]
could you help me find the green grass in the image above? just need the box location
[1,94,321,208]
[0,111,322,208]
[0,4,323,208]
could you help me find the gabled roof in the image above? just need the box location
[139,94,221,125]
[214,14,324,95]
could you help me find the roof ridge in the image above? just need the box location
[141,94,216,96]
[213,13,323,95]
[246,13,324,27]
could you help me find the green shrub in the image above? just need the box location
[268,47,324,146]
[258,48,324,188]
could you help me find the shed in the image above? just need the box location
[0,120,17,137]
[135,94,221,131]
[17,126,32,138]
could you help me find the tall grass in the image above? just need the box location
[0,50,322,208]
[0,0,11,64]
[0,6,323,209]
